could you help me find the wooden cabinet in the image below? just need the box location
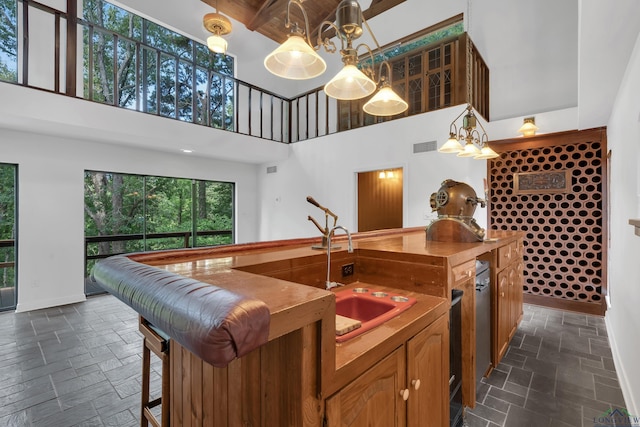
[406,314,449,427]
[325,348,405,427]
[494,239,524,364]
[325,314,449,427]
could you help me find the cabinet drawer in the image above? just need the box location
[497,242,517,269]
[451,260,475,285]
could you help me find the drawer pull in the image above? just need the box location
[400,389,410,401]
[411,379,421,390]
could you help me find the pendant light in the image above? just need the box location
[203,0,232,55]
[264,1,326,79]
[265,0,407,115]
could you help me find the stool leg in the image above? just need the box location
[161,351,170,427]
[141,338,150,427]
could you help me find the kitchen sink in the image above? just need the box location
[334,287,417,342]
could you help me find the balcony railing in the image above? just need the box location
[85,229,232,265]
[3,0,489,144]
[84,229,232,294]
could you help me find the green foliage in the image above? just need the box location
[81,0,234,126]
[361,21,464,68]
[84,171,234,272]
[0,0,17,82]
[0,163,16,288]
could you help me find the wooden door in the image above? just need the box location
[357,169,403,232]
[325,348,406,427]
[406,314,449,427]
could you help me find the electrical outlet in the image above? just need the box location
[341,263,354,277]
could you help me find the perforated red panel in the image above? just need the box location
[489,141,604,305]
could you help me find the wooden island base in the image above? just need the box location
[108,227,524,427]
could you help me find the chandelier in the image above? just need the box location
[438,0,497,160]
[264,0,408,117]
[439,104,498,159]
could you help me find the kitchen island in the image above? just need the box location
[92,227,523,427]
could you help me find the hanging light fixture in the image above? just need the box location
[264,0,326,79]
[265,0,407,116]
[203,0,232,54]
[518,117,538,136]
[363,64,408,116]
[438,36,498,160]
[437,2,497,160]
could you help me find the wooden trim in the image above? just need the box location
[65,0,77,96]
[524,294,605,317]
[490,127,606,152]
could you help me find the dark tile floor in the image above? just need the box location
[0,294,162,427]
[466,304,627,427]
[0,296,627,426]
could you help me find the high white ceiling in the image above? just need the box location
[116,0,640,129]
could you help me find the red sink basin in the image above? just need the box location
[334,288,417,342]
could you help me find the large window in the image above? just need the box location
[81,0,235,129]
[84,171,234,294]
[0,0,18,82]
[0,163,17,311]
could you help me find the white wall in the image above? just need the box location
[604,31,640,415]
[256,105,581,242]
[0,124,261,313]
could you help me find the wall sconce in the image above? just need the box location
[203,1,232,54]
[264,0,407,117]
[518,117,538,137]
[438,105,499,160]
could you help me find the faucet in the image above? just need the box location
[306,196,339,250]
[326,225,354,290]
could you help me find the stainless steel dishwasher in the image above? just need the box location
[475,260,491,391]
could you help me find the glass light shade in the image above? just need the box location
[264,35,327,80]
[386,170,394,178]
[379,171,386,179]
[456,141,482,157]
[324,64,376,100]
[363,86,408,116]
[438,134,464,153]
[518,120,538,137]
[207,35,228,54]
[474,145,499,159]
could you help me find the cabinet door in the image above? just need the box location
[512,260,524,326]
[406,314,449,427]
[496,267,511,360]
[325,348,406,427]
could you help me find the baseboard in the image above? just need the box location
[523,294,606,316]
[15,294,86,313]
[605,314,638,416]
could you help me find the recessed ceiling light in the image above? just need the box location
[181,149,193,153]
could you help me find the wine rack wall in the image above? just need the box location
[488,129,607,314]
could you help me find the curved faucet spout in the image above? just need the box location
[326,225,354,290]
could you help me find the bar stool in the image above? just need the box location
[139,317,170,427]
